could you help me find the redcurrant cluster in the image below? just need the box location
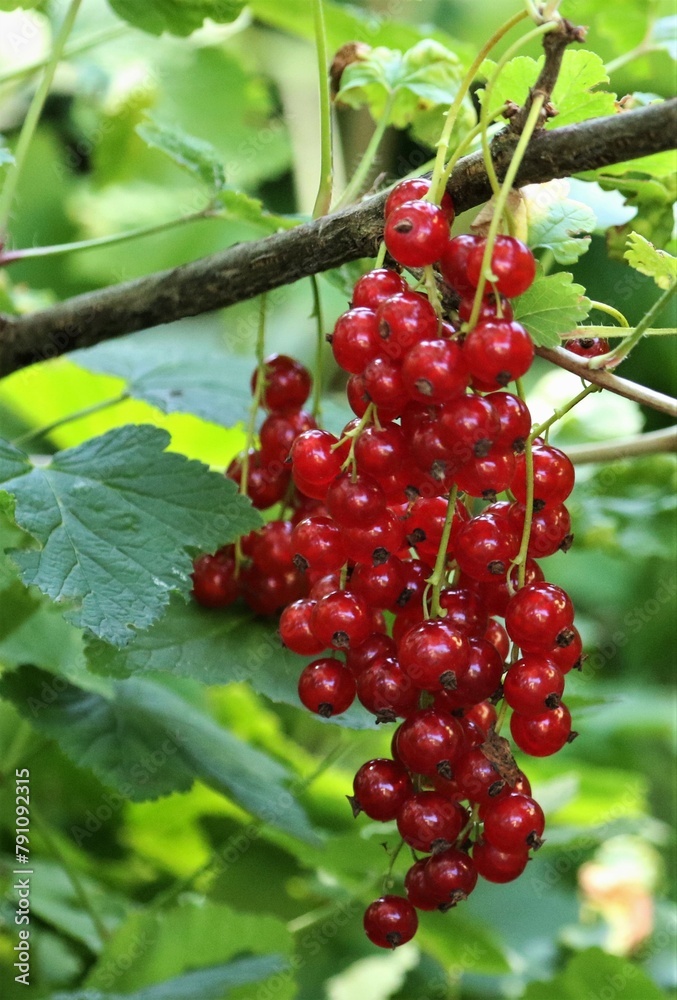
[192,177,584,952]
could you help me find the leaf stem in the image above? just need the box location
[31,804,109,948]
[467,95,546,331]
[312,0,333,218]
[529,383,601,441]
[334,93,395,211]
[429,8,529,204]
[561,326,676,339]
[588,300,630,328]
[0,0,83,238]
[588,282,677,370]
[310,275,324,419]
[0,207,216,266]
[12,393,129,448]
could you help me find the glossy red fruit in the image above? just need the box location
[547,625,583,674]
[331,307,382,374]
[423,848,478,907]
[472,839,529,883]
[466,235,536,298]
[311,590,372,649]
[354,421,407,479]
[291,429,348,486]
[395,708,464,778]
[463,319,535,389]
[356,657,418,719]
[298,658,356,716]
[352,268,407,310]
[404,859,441,911]
[340,508,405,565]
[503,654,564,715]
[455,748,506,805]
[279,599,326,655]
[455,447,516,499]
[398,618,470,692]
[439,394,500,464]
[486,391,532,453]
[385,177,454,223]
[445,637,504,708]
[351,758,413,821]
[397,792,467,852]
[363,355,409,413]
[259,409,316,465]
[401,339,469,405]
[505,582,575,652]
[326,471,386,527]
[482,793,545,852]
[291,515,346,574]
[226,450,290,509]
[376,291,439,360]
[513,443,575,510]
[388,557,434,614]
[438,234,484,295]
[438,587,489,638]
[192,551,238,608]
[454,514,520,583]
[240,563,306,616]
[384,200,450,268]
[458,293,513,324]
[565,336,610,358]
[351,555,406,608]
[252,354,311,412]
[346,632,398,675]
[363,895,418,949]
[485,618,510,659]
[510,703,574,756]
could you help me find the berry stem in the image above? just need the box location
[310,275,324,420]
[0,0,84,239]
[11,393,129,448]
[382,837,406,892]
[312,0,334,219]
[333,93,395,210]
[514,378,534,590]
[374,241,387,268]
[466,95,546,331]
[428,484,459,618]
[561,327,676,339]
[239,295,268,499]
[588,282,677,370]
[588,300,630,328]
[438,105,509,193]
[428,8,529,205]
[529,383,601,442]
[338,402,375,472]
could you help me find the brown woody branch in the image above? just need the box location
[508,17,587,132]
[0,100,675,379]
[567,426,677,464]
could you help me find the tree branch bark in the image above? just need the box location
[0,100,675,379]
[567,426,677,464]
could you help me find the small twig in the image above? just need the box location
[566,426,677,464]
[509,17,587,134]
[536,345,677,418]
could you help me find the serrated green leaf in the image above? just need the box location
[84,901,292,994]
[512,269,591,347]
[54,954,288,1000]
[86,597,375,729]
[523,179,596,264]
[624,231,677,289]
[136,118,226,193]
[523,948,665,1000]
[651,14,677,59]
[0,426,261,645]
[479,51,616,128]
[0,665,319,842]
[107,0,246,37]
[336,40,474,145]
[72,325,256,428]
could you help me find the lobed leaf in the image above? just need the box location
[512,269,591,348]
[136,118,226,193]
[106,0,246,37]
[522,179,597,264]
[624,231,677,289]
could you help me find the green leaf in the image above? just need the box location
[53,954,288,1000]
[0,137,14,167]
[651,15,677,60]
[0,426,261,645]
[0,0,42,7]
[0,665,319,842]
[523,179,597,264]
[84,900,293,994]
[512,269,591,348]
[335,40,475,146]
[479,51,616,128]
[624,231,677,289]
[107,0,246,37]
[523,947,665,1000]
[416,910,511,975]
[214,188,297,232]
[86,597,375,729]
[136,118,226,193]
[72,325,255,428]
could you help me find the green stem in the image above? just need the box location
[467,96,545,331]
[429,8,529,204]
[239,295,268,497]
[0,0,83,237]
[439,107,508,193]
[339,402,374,472]
[310,275,324,419]
[334,93,395,210]
[12,393,129,448]
[0,23,128,88]
[529,383,600,441]
[31,805,109,947]
[0,207,215,265]
[588,300,630,328]
[427,484,459,618]
[588,282,677,370]
[514,378,533,590]
[382,837,406,892]
[562,326,676,339]
[604,43,662,76]
[312,0,333,218]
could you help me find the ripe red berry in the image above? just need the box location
[482,793,545,852]
[384,200,450,267]
[565,336,610,358]
[462,319,535,389]
[192,551,238,608]
[398,618,470,692]
[291,429,348,487]
[423,848,478,907]
[454,513,520,583]
[356,657,418,719]
[486,391,532,453]
[404,859,441,911]
[363,895,418,949]
[512,443,575,510]
[455,747,506,805]
[346,632,397,675]
[252,354,311,412]
[466,235,536,298]
[259,409,316,465]
[472,838,529,883]
[340,508,405,565]
[291,515,346,574]
[510,703,574,756]
[505,582,575,652]
[402,338,469,405]
[351,758,413,821]
[395,708,464,778]
[385,177,454,224]
[351,555,407,608]
[397,792,467,852]
[311,589,372,649]
[326,471,386,527]
[279,598,326,655]
[503,654,565,715]
[439,234,484,295]
[331,308,382,374]
[298,657,356,717]
[376,290,438,360]
[352,268,407,310]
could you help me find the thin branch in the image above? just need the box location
[567,426,677,464]
[535,344,677,418]
[0,100,675,379]
[509,17,587,133]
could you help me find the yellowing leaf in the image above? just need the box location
[624,231,677,289]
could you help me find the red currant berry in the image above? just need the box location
[404,859,440,911]
[354,421,407,479]
[455,447,517,500]
[279,598,326,655]
[331,308,382,374]
[485,618,510,659]
[326,471,386,527]
[363,355,409,413]
[513,443,575,510]
[547,625,583,674]
[385,177,454,224]
[397,792,467,852]
[454,514,520,583]
[384,200,450,268]
[376,291,438,360]
[291,515,346,574]
[340,508,405,565]
[298,657,356,717]
[439,394,500,464]
[311,590,372,649]
[482,793,545,852]
[486,391,532,453]
[395,708,464,778]
[455,748,506,804]
[363,895,418,949]
[356,657,418,720]
[510,703,574,756]
[463,320,535,389]
[399,618,470,692]
[346,632,397,675]
[466,235,536,298]
[351,758,413,821]
[259,409,316,465]
[565,337,610,358]
[352,268,407,310]
[472,839,529,883]
[439,234,483,296]
[351,554,407,608]
[402,339,469,405]
[438,587,489,638]
[252,354,311,412]
[291,429,348,487]
[191,551,238,608]
[423,848,478,907]
[505,582,575,652]
[458,293,513,324]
